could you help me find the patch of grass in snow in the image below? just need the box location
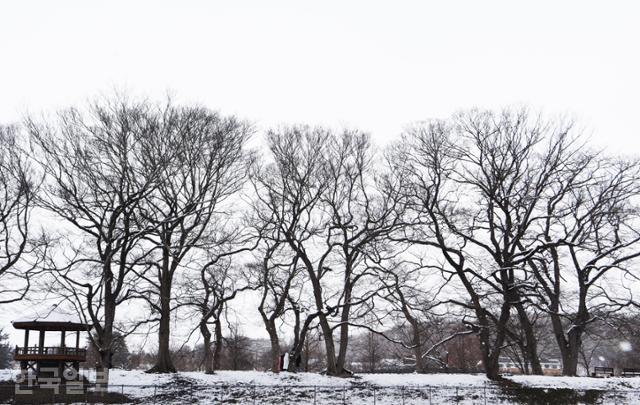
[499,379,605,405]
[278,373,301,383]
[617,380,633,389]
[150,374,200,404]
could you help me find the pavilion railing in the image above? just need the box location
[15,346,87,357]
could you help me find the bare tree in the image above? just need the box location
[252,126,405,375]
[0,125,43,304]
[523,156,640,375]
[322,131,408,374]
[184,258,252,374]
[250,156,324,374]
[376,260,454,372]
[395,109,578,379]
[136,106,252,373]
[252,240,305,372]
[250,238,318,373]
[180,214,260,374]
[250,126,335,371]
[26,97,161,387]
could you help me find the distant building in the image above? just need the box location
[498,358,562,376]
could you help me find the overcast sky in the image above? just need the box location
[1,0,639,153]
[1,0,639,347]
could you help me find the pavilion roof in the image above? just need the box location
[12,305,91,331]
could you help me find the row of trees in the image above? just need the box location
[85,313,640,376]
[1,96,639,382]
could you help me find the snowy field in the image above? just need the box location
[3,369,640,404]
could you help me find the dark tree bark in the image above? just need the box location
[197,305,226,374]
[155,273,175,372]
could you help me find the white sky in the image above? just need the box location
[1,0,639,152]
[1,0,640,348]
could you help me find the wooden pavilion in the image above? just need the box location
[12,305,91,385]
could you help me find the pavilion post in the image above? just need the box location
[23,329,29,350]
[61,330,66,348]
[76,330,80,349]
[38,330,45,354]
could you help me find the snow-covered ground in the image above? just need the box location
[3,369,640,404]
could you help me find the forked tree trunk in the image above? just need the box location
[515,303,543,375]
[478,301,511,381]
[288,314,316,372]
[303,258,340,376]
[560,309,588,375]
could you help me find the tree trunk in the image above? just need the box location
[515,303,543,375]
[201,323,214,374]
[367,332,376,372]
[96,278,116,391]
[148,272,176,373]
[318,314,339,376]
[549,308,581,376]
[485,352,501,380]
[478,337,497,380]
[455,268,506,380]
[288,314,315,372]
[335,304,351,373]
[403,308,425,373]
[549,287,587,376]
[213,319,223,372]
[265,320,281,373]
[480,301,510,381]
[413,338,426,373]
[561,340,581,377]
[302,257,339,376]
[96,350,111,393]
[303,338,311,372]
[563,312,587,376]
